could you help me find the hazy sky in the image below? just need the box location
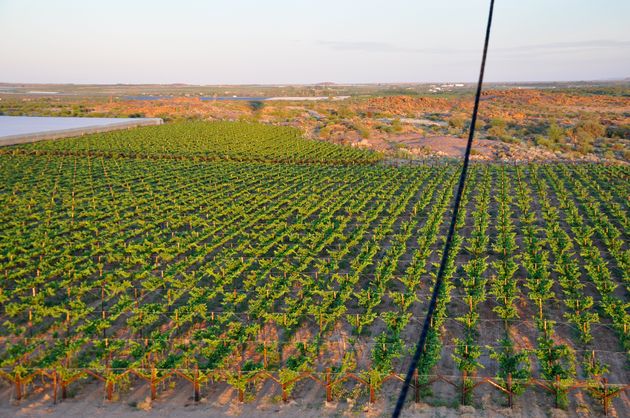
[1,0,629,84]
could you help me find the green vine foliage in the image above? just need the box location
[488,337,531,396]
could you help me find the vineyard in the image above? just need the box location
[0,121,628,415]
[11,121,382,165]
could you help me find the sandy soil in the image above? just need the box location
[0,380,575,418]
[355,134,519,160]
[398,136,505,159]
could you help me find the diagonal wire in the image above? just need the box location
[392,1,496,416]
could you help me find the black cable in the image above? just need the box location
[392,1,495,416]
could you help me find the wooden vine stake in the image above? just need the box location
[281,382,288,403]
[52,371,58,404]
[263,342,268,368]
[106,379,114,401]
[62,377,68,400]
[507,373,513,408]
[62,355,69,399]
[413,369,420,403]
[325,368,332,402]
[15,372,22,401]
[602,378,609,416]
[194,366,200,402]
[151,367,157,400]
[237,369,244,402]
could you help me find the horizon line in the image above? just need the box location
[1,78,628,87]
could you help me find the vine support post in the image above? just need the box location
[325,368,332,402]
[15,373,22,401]
[52,371,58,404]
[263,342,267,368]
[238,370,244,403]
[150,367,157,400]
[507,373,513,408]
[461,370,467,405]
[369,384,375,404]
[554,375,560,409]
[193,367,200,402]
[63,353,70,400]
[281,383,288,403]
[602,377,609,416]
[106,380,114,401]
[413,369,420,403]
[61,378,68,400]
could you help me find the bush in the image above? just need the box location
[606,124,630,139]
[354,122,370,139]
[535,136,554,149]
[548,123,565,142]
[574,130,595,154]
[487,118,508,140]
[448,115,466,129]
[576,119,606,138]
[391,118,403,133]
